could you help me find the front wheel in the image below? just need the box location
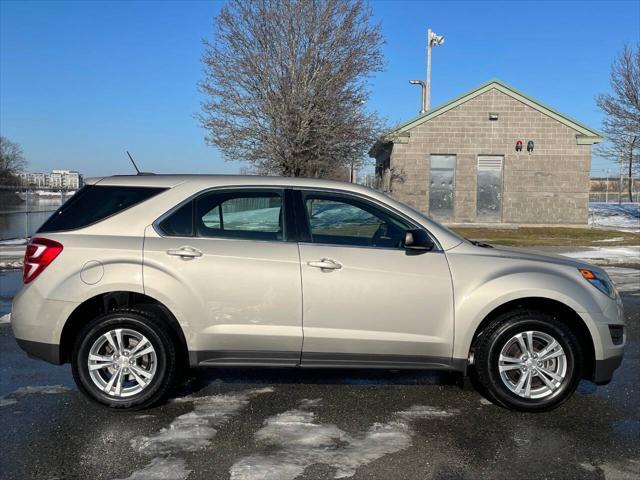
[71,309,179,410]
[472,309,583,412]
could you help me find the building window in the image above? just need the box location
[429,155,456,221]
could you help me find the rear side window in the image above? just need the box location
[196,191,284,241]
[157,189,285,241]
[38,185,165,233]
[158,201,194,237]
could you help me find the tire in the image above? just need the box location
[471,309,583,412]
[71,309,179,410]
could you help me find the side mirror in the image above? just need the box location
[404,229,435,252]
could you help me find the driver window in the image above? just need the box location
[303,194,409,248]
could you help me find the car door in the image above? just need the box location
[143,188,303,366]
[296,189,455,368]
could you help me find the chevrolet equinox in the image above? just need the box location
[11,175,625,411]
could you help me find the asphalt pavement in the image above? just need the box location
[0,268,639,480]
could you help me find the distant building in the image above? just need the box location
[370,79,603,225]
[19,169,83,189]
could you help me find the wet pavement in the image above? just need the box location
[1,268,639,480]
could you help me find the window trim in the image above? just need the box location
[153,187,291,243]
[293,188,441,251]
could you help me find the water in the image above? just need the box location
[0,197,68,240]
[0,271,21,315]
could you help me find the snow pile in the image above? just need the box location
[230,398,459,480]
[0,314,10,324]
[589,203,640,232]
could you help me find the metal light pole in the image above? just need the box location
[426,28,445,112]
[409,79,427,114]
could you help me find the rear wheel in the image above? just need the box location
[472,309,583,412]
[71,309,178,410]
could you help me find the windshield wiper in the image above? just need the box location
[470,240,494,248]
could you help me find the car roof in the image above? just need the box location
[87,174,376,194]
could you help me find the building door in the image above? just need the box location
[477,155,503,222]
[429,155,456,221]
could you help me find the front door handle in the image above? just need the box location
[307,258,342,270]
[166,246,203,259]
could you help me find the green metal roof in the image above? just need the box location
[384,78,603,143]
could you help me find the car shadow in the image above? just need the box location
[173,366,464,398]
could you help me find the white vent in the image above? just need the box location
[477,155,503,171]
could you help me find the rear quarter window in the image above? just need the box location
[38,185,166,233]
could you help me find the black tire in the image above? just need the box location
[71,309,179,410]
[471,309,583,412]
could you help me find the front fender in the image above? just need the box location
[451,269,604,361]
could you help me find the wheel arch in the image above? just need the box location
[467,297,596,380]
[59,291,189,368]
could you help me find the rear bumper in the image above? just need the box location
[15,338,62,365]
[11,283,78,349]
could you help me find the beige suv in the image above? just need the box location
[11,175,625,411]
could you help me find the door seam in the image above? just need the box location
[297,241,305,366]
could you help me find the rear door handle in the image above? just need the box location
[307,258,342,270]
[166,246,203,258]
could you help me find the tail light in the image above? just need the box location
[23,237,63,284]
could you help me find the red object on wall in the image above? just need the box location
[515,140,523,152]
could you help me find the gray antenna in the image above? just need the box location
[126,151,141,174]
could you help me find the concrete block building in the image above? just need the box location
[370,80,602,224]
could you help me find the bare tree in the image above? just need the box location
[595,44,640,202]
[0,136,27,185]
[198,0,385,179]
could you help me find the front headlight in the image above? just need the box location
[579,268,616,298]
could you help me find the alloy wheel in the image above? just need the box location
[87,328,157,398]
[498,330,567,399]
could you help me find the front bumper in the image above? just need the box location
[586,293,625,384]
[592,354,623,385]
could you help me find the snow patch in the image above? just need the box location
[561,247,640,264]
[593,237,626,243]
[121,388,273,479]
[230,399,457,480]
[0,249,25,256]
[579,459,640,479]
[0,313,10,324]
[131,387,274,455]
[479,398,493,406]
[0,238,27,245]
[115,457,191,480]
[396,405,458,418]
[0,260,23,270]
[604,267,640,296]
[0,385,70,407]
[589,202,640,232]
[0,398,17,407]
